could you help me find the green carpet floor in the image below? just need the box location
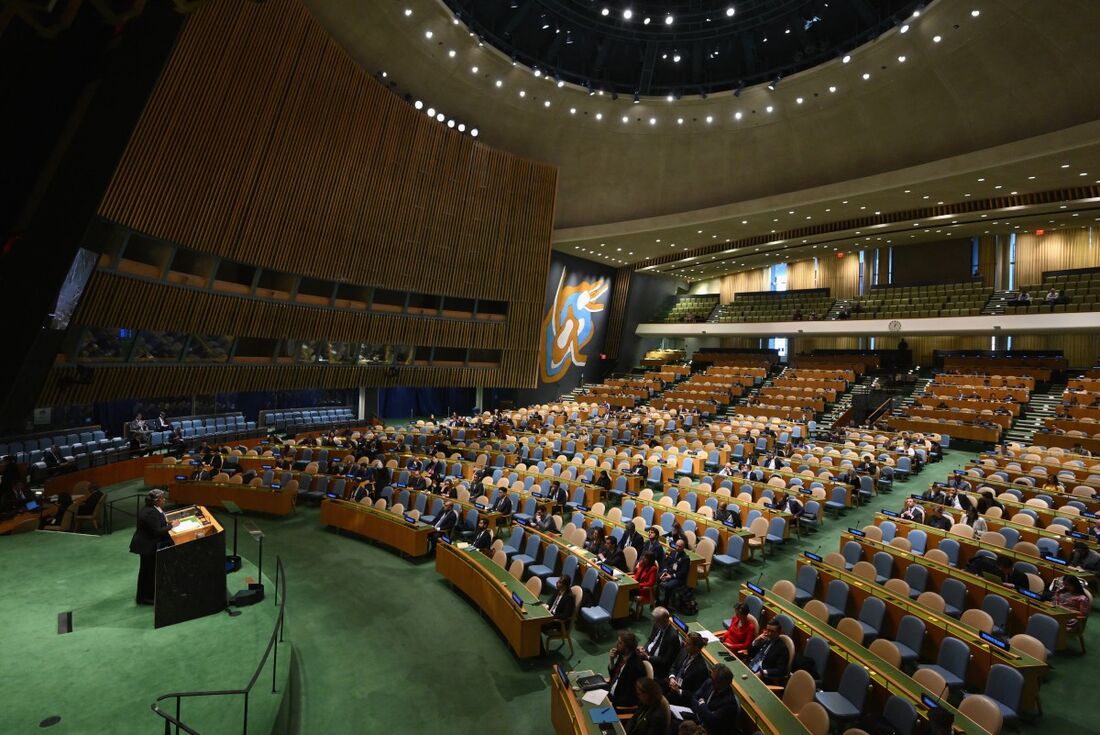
[8,448,1095,734]
[0,512,287,734]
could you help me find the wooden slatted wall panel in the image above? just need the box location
[72,272,506,350]
[719,268,769,303]
[1014,228,1099,287]
[40,364,507,407]
[1007,334,1100,370]
[602,267,632,359]
[88,0,556,398]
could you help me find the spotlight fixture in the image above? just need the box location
[733,81,744,97]
[633,92,640,103]
[766,74,782,91]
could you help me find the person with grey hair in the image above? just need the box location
[639,606,681,680]
[129,489,178,605]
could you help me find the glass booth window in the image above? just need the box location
[76,327,135,362]
[184,334,232,363]
[133,331,187,362]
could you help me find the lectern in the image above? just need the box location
[154,505,227,629]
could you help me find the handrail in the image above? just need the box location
[106,492,149,535]
[865,397,895,426]
[151,556,287,735]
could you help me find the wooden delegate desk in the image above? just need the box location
[400,488,505,533]
[0,510,46,535]
[796,556,1046,711]
[773,378,846,392]
[909,407,1013,429]
[1032,431,1100,454]
[435,539,552,658]
[974,453,1100,481]
[550,668,626,735]
[670,481,812,528]
[927,384,1029,401]
[635,494,775,544]
[938,374,1036,389]
[741,586,991,735]
[320,498,433,556]
[873,513,1090,586]
[886,418,1000,443]
[915,396,1021,416]
[840,532,1076,649]
[167,479,296,516]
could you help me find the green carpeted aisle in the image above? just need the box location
[9,449,1094,734]
[0,508,287,734]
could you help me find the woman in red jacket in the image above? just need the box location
[720,603,757,655]
[634,551,659,609]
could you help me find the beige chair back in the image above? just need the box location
[492,549,507,567]
[782,669,816,713]
[837,617,864,642]
[869,639,901,667]
[772,579,796,603]
[852,561,877,583]
[912,667,946,695]
[804,599,830,623]
[916,591,946,613]
[958,695,1004,735]
[889,536,912,552]
[884,578,910,598]
[960,608,993,633]
[796,702,830,735]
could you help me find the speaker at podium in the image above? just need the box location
[155,505,228,629]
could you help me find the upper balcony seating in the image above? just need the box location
[1002,268,1100,314]
[847,282,991,319]
[652,294,720,323]
[710,289,834,323]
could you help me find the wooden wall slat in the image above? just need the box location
[79,0,558,402]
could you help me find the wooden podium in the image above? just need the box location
[154,505,227,629]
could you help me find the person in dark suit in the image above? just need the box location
[608,631,646,710]
[129,489,177,605]
[470,518,493,552]
[546,575,576,621]
[656,539,690,607]
[549,480,569,514]
[429,500,458,551]
[715,501,741,528]
[688,664,740,734]
[744,620,788,680]
[663,632,709,706]
[598,538,628,571]
[641,527,665,566]
[638,607,681,680]
[618,523,644,553]
[595,470,613,494]
[626,677,670,735]
[490,492,513,519]
[532,508,555,533]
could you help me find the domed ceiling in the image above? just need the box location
[444,0,922,97]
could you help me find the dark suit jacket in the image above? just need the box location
[129,506,173,555]
[471,529,493,550]
[78,489,104,514]
[618,528,644,551]
[745,637,789,679]
[643,622,681,680]
[608,651,646,709]
[492,495,513,515]
[548,588,576,620]
[661,551,689,584]
[434,509,458,533]
[668,650,708,695]
[641,539,665,566]
[689,679,740,734]
[601,546,628,572]
[536,515,557,533]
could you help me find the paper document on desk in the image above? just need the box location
[670,705,694,720]
[699,630,722,643]
[581,689,609,705]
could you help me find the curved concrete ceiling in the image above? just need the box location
[306,0,1100,241]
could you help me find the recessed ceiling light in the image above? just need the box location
[971,10,981,18]
[404,8,412,16]
[448,49,456,58]
[519,90,526,97]
[828,85,837,93]
[933,35,942,43]
[897,55,907,63]
[796,97,803,104]
[595,112,603,120]
[842,55,851,64]
[424,30,433,39]
[623,8,633,20]
[862,72,871,80]
[495,80,503,88]
[900,24,910,33]
[765,105,774,113]
[734,111,743,120]
[622,115,628,123]
[706,115,714,123]
[471,65,478,73]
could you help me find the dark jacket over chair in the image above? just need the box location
[626,699,670,735]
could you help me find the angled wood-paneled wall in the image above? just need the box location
[50,0,557,404]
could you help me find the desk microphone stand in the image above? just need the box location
[222,500,243,573]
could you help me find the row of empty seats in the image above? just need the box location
[845,282,992,319]
[260,407,356,432]
[711,290,834,323]
[650,294,719,323]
